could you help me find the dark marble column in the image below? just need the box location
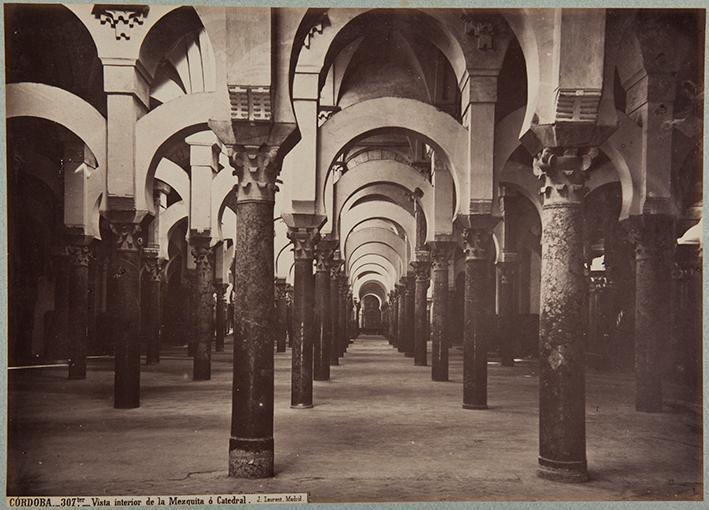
[66,238,92,379]
[285,284,294,348]
[329,259,343,365]
[534,146,595,483]
[190,236,213,381]
[314,245,333,380]
[396,281,406,353]
[142,248,162,365]
[347,291,354,344]
[412,257,431,365]
[338,274,348,356]
[50,247,70,360]
[229,145,278,478]
[108,222,143,409]
[630,215,674,412]
[390,290,399,348]
[462,225,494,409]
[288,228,319,408]
[497,256,518,367]
[429,241,452,381]
[274,278,287,353]
[215,283,228,352]
[354,299,361,338]
[404,272,416,357]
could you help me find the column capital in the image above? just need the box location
[190,235,213,265]
[315,244,334,273]
[66,244,93,267]
[411,259,431,282]
[274,278,287,299]
[462,227,493,261]
[288,227,320,261]
[231,144,280,204]
[143,252,162,282]
[533,146,599,205]
[109,222,143,252]
[428,241,454,270]
[623,214,675,261]
[154,179,172,197]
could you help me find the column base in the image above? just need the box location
[228,438,274,478]
[414,362,427,367]
[313,376,329,382]
[432,376,448,382]
[290,403,313,409]
[462,403,488,410]
[330,359,339,366]
[404,352,414,358]
[537,457,588,483]
[193,361,211,381]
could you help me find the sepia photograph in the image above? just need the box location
[3,2,705,505]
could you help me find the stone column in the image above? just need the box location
[215,283,228,352]
[347,291,354,344]
[462,225,494,410]
[534,146,596,483]
[66,238,92,379]
[109,222,143,409]
[404,272,416,357]
[412,256,431,366]
[190,236,213,380]
[142,248,162,365]
[354,299,361,338]
[396,281,406,353]
[429,241,452,381]
[274,278,288,353]
[285,284,294,348]
[630,215,674,412]
[314,245,333,381]
[497,255,518,367]
[229,145,279,478]
[50,247,70,360]
[288,227,319,408]
[338,274,348,356]
[329,259,343,365]
[390,290,398,348]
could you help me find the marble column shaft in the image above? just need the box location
[215,283,228,353]
[329,263,342,365]
[191,237,213,381]
[497,260,517,367]
[142,249,162,365]
[412,259,431,366]
[429,242,451,381]
[67,241,92,379]
[229,145,278,478]
[534,146,593,483]
[109,223,142,409]
[404,272,416,357]
[314,248,332,381]
[396,282,406,353]
[289,229,319,408]
[462,228,493,410]
[274,278,287,353]
[632,215,674,412]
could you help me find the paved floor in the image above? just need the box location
[7,335,702,502]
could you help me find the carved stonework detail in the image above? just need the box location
[554,88,602,123]
[463,228,490,261]
[231,145,280,203]
[625,215,676,263]
[429,241,453,270]
[589,273,610,292]
[143,254,162,282]
[303,12,330,49]
[329,257,344,279]
[288,228,320,261]
[92,5,149,40]
[67,245,93,267]
[274,278,287,300]
[228,85,272,122]
[461,14,509,51]
[412,260,431,282]
[318,106,340,127]
[315,246,334,272]
[533,147,599,205]
[110,223,142,252]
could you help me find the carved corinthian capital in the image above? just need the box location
[231,145,280,203]
[532,146,599,205]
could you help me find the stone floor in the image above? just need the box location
[7,335,702,502]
